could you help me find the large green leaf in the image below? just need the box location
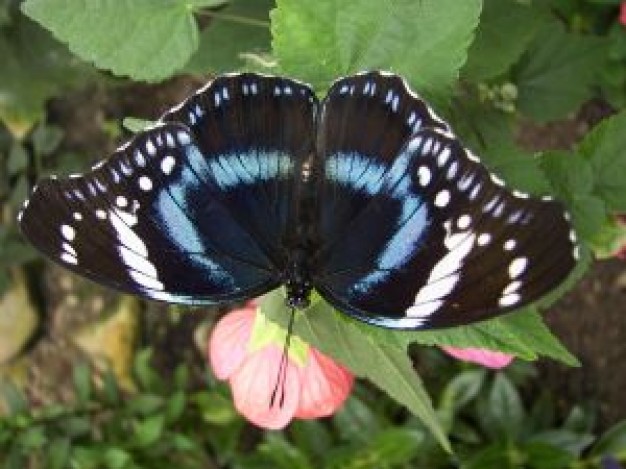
[513,21,607,122]
[185,0,273,75]
[22,0,216,81]
[261,290,450,452]
[578,110,626,212]
[271,0,482,103]
[463,0,545,81]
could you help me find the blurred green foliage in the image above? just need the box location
[0,0,625,465]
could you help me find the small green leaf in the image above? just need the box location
[529,430,595,457]
[289,420,333,462]
[46,438,71,469]
[22,0,203,81]
[333,395,381,445]
[18,425,47,450]
[134,414,165,447]
[165,391,186,424]
[72,362,92,404]
[173,363,189,390]
[104,447,132,469]
[522,441,575,469]
[122,117,156,134]
[257,433,313,469]
[479,373,525,440]
[0,381,28,415]
[133,348,164,392]
[439,369,487,413]
[101,368,120,405]
[192,390,237,425]
[591,421,626,458]
[7,142,28,175]
[513,21,607,122]
[31,123,63,156]
[127,394,164,415]
[271,0,482,103]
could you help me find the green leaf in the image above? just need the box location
[333,395,381,445]
[185,0,273,75]
[513,21,607,122]
[104,447,132,469]
[18,425,47,450]
[46,438,71,469]
[72,362,92,404]
[165,391,186,424]
[529,430,595,457]
[256,433,313,469]
[289,420,333,463]
[0,12,93,131]
[7,142,28,176]
[0,381,28,415]
[439,369,487,414]
[127,394,164,415]
[133,348,164,392]
[22,0,202,81]
[480,373,525,440]
[522,442,575,469]
[578,110,626,212]
[192,390,237,425]
[463,0,545,81]
[31,123,63,156]
[327,428,424,469]
[271,0,482,103]
[133,414,165,447]
[364,307,578,366]
[591,420,626,458]
[261,290,450,452]
[122,117,157,134]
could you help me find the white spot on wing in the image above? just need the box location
[509,257,528,279]
[139,176,153,191]
[61,224,75,241]
[434,190,450,208]
[161,156,175,175]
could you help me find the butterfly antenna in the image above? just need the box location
[270,306,296,409]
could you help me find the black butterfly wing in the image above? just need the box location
[313,73,578,329]
[19,74,318,305]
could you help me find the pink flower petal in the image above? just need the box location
[295,348,354,419]
[209,305,256,380]
[620,2,626,26]
[229,345,301,430]
[441,346,514,369]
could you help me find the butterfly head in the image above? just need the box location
[284,247,312,310]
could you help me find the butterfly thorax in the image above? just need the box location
[284,246,312,309]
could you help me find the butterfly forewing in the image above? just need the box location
[19,74,318,304]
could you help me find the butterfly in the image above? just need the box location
[17,71,579,330]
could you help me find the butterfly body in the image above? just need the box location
[18,72,579,330]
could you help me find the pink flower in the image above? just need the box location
[620,2,626,26]
[441,346,514,369]
[208,302,354,430]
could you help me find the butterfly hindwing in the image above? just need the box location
[315,127,579,329]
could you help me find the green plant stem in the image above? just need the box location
[196,10,269,28]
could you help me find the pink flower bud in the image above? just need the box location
[441,346,514,369]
